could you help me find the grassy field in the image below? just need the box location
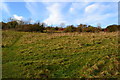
[2,30,120,78]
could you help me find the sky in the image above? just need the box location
[1,1,118,28]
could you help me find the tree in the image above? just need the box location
[77,24,84,32]
[65,25,76,32]
[54,26,59,30]
[60,23,65,28]
[82,25,100,32]
[1,22,7,30]
[38,22,45,32]
[7,21,18,29]
[106,24,119,32]
[83,24,87,28]
[97,23,101,29]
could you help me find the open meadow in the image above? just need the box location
[2,30,119,78]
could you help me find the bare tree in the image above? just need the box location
[60,23,65,28]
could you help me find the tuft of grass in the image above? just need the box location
[2,30,119,78]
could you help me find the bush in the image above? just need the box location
[106,25,119,32]
[65,25,76,32]
[82,26,101,32]
[2,22,7,30]
[2,21,18,30]
[16,23,45,32]
[77,26,83,32]
[77,24,87,32]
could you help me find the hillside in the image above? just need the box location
[2,30,119,78]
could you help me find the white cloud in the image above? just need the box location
[76,13,114,24]
[1,0,119,2]
[85,4,99,14]
[43,3,66,25]
[12,14,23,21]
[69,7,74,12]
[69,2,118,27]
[25,2,38,17]
[25,2,67,25]
[84,3,110,14]
[4,0,119,2]
[69,2,89,13]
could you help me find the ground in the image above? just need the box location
[2,30,120,78]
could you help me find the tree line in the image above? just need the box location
[1,20,120,33]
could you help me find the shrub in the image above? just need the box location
[15,24,45,32]
[77,25,83,32]
[77,24,87,32]
[65,25,76,32]
[2,22,7,30]
[106,25,119,32]
[2,21,18,30]
[82,26,101,32]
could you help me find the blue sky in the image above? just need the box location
[1,2,118,28]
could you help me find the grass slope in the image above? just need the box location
[2,30,120,78]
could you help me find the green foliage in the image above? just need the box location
[2,30,119,78]
[77,24,83,32]
[65,25,76,32]
[15,22,45,32]
[2,21,18,29]
[7,21,18,29]
[1,22,7,29]
[54,26,59,30]
[2,21,45,32]
[106,25,119,32]
[2,20,119,33]
[76,24,101,33]
[82,25,101,32]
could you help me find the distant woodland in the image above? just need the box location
[1,19,120,33]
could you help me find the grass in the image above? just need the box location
[2,30,120,78]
